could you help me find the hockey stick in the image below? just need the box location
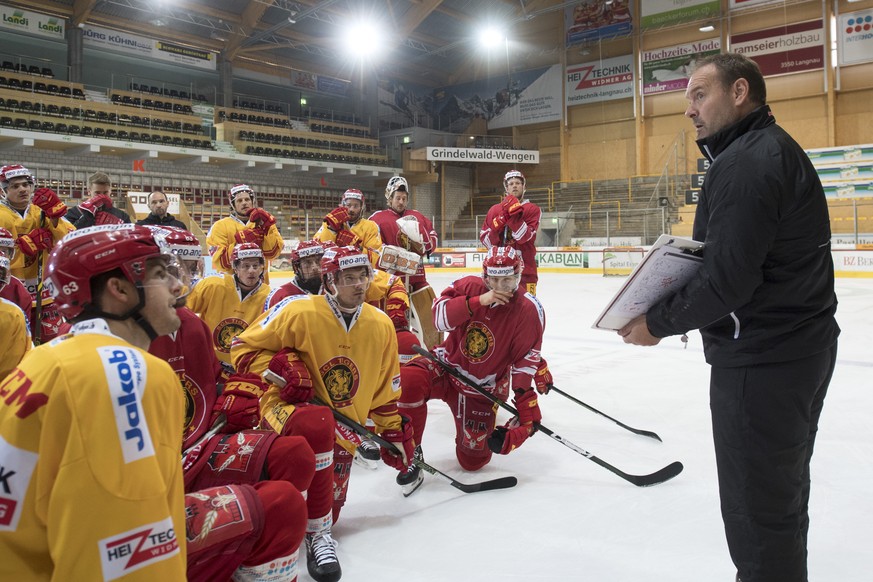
[261,370,516,494]
[32,210,46,346]
[412,346,683,487]
[547,384,662,442]
[313,396,517,494]
[182,413,227,459]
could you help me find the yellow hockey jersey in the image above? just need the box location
[315,217,383,267]
[231,294,402,451]
[0,297,31,380]
[0,319,186,581]
[205,215,283,283]
[186,274,272,367]
[0,203,75,301]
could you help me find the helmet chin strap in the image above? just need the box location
[84,287,160,341]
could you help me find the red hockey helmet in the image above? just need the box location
[46,225,164,319]
[291,239,325,265]
[0,256,10,289]
[0,164,34,191]
[232,242,264,265]
[0,227,14,259]
[482,246,523,278]
[320,246,372,287]
[342,188,364,204]
[503,170,525,191]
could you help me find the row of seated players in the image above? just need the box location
[129,81,207,102]
[111,92,195,115]
[0,115,212,148]
[0,99,202,133]
[0,75,85,98]
[2,60,54,77]
[243,145,387,165]
[238,130,377,154]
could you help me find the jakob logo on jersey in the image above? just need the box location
[462,322,495,363]
[99,347,155,463]
[319,356,360,408]
[98,517,180,580]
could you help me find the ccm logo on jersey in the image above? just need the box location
[99,347,155,463]
[99,517,179,580]
[0,436,39,531]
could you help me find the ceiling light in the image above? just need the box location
[699,23,715,32]
[478,27,505,49]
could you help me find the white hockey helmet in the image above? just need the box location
[385,176,409,200]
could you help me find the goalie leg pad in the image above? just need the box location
[409,285,442,349]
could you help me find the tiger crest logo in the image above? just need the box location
[462,322,494,363]
[319,356,359,408]
[214,317,247,353]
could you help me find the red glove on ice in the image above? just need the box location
[487,389,540,454]
[234,228,263,245]
[324,206,350,232]
[334,229,360,248]
[16,228,53,257]
[32,188,67,219]
[501,194,523,216]
[269,349,314,404]
[380,416,416,471]
[79,194,113,215]
[212,372,265,432]
[534,358,553,395]
[248,208,275,235]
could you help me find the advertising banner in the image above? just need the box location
[83,25,216,70]
[729,0,782,10]
[127,191,181,215]
[641,39,721,95]
[731,20,824,76]
[640,0,719,29]
[838,9,873,66]
[488,65,563,129]
[565,54,634,106]
[565,1,633,46]
[0,3,64,40]
[426,148,539,164]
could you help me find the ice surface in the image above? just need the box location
[318,272,872,582]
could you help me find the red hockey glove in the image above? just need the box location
[79,194,113,215]
[334,228,360,249]
[380,415,416,471]
[16,228,53,257]
[487,389,540,454]
[32,188,67,219]
[248,208,275,235]
[534,358,553,394]
[269,349,314,404]
[212,372,265,432]
[502,194,523,216]
[491,211,508,231]
[324,206,350,232]
[234,228,263,245]
[385,298,408,331]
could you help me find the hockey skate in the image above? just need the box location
[396,445,424,497]
[305,532,342,582]
[353,437,380,470]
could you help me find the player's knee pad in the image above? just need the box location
[250,481,307,559]
[399,362,432,406]
[332,444,353,524]
[285,405,335,454]
[265,435,315,494]
[456,446,493,472]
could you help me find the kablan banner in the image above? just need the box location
[642,39,721,95]
[641,0,719,29]
[0,3,64,40]
[565,54,634,106]
[731,19,824,76]
[838,9,873,66]
[565,0,633,47]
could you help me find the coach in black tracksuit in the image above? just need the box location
[620,53,839,582]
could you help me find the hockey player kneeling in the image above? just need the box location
[398,246,546,471]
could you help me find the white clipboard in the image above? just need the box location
[592,234,705,331]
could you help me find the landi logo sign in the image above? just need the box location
[39,18,62,34]
[2,10,28,27]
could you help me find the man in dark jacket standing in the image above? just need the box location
[619,53,839,582]
[136,190,187,229]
